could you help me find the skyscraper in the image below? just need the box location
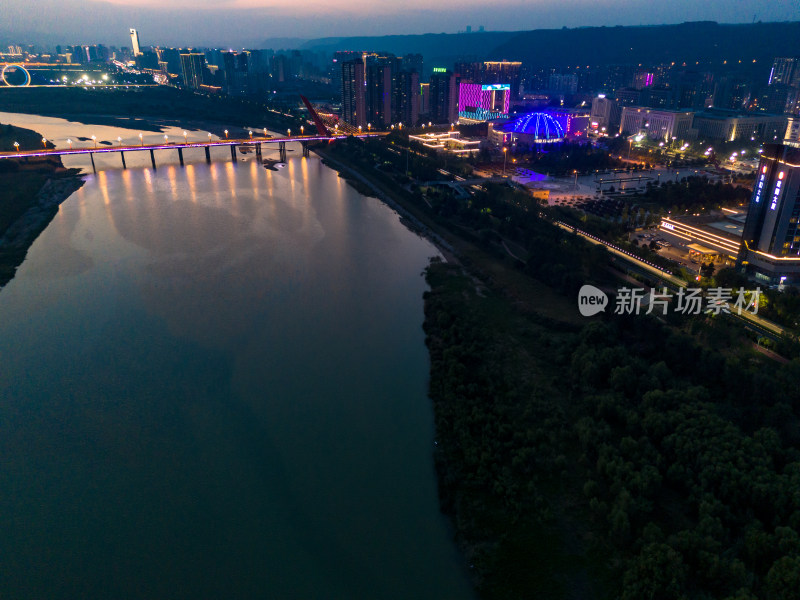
[129,29,142,57]
[341,60,366,128]
[769,58,800,88]
[737,143,800,283]
[180,53,206,90]
[394,70,420,127]
[366,64,392,128]
[429,70,458,124]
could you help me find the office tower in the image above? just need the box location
[341,60,366,128]
[429,70,458,124]
[769,58,800,88]
[482,61,522,99]
[180,53,206,90]
[737,144,800,283]
[129,28,142,57]
[394,70,420,126]
[590,95,621,131]
[366,64,392,128]
[222,51,249,94]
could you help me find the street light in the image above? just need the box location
[358,126,362,134]
[67,139,72,149]
[183,131,188,143]
[117,136,122,146]
[503,146,508,176]
[91,135,97,148]
[287,129,291,137]
[300,125,304,135]
[139,133,143,146]
[164,134,168,143]
[41,138,47,149]
[263,128,268,137]
[224,130,229,139]
[367,123,371,132]
[208,132,212,142]
[13,141,19,152]
[249,130,253,139]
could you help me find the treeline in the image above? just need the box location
[424,259,800,599]
[637,176,752,212]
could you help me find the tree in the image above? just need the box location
[621,543,687,600]
[700,262,715,279]
[766,556,800,600]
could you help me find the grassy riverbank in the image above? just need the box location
[318,135,800,600]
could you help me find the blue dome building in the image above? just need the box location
[499,112,565,145]
[490,112,564,146]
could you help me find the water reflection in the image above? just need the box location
[0,113,470,600]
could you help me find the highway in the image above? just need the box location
[555,221,787,340]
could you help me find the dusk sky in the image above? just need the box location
[4,0,800,47]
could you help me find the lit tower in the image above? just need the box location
[129,29,142,57]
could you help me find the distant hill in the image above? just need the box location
[489,21,800,67]
[298,21,800,76]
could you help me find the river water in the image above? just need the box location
[0,113,473,599]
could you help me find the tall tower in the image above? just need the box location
[341,60,366,128]
[129,29,142,57]
[737,143,800,283]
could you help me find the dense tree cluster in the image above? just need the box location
[424,257,800,600]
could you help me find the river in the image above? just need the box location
[0,113,473,599]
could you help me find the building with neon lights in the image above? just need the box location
[458,83,510,122]
[489,112,564,146]
[737,143,800,283]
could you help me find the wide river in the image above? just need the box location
[0,113,473,599]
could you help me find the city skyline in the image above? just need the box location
[4,0,800,48]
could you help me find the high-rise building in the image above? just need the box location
[737,144,800,283]
[429,70,458,124]
[129,28,142,57]
[394,70,420,127]
[180,53,206,90]
[366,64,392,128]
[590,95,621,132]
[341,59,366,128]
[769,58,800,88]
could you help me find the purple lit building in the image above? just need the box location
[458,83,510,121]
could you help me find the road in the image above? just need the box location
[555,221,787,340]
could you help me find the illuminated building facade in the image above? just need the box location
[619,107,694,141]
[458,83,510,121]
[180,53,206,90]
[737,144,800,283]
[129,28,142,57]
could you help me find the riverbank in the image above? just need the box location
[0,123,84,287]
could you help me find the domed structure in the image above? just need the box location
[503,112,564,143]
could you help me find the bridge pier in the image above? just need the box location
[279,141,286,162]
[302,142,309,158]
[120,151,127,169]
[178,147,184,167]
[150,149,156,170]
[90,153,96,174]
[205,146,211,164]
[230,145,237,163]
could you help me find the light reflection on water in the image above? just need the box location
[0,113,472,600]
